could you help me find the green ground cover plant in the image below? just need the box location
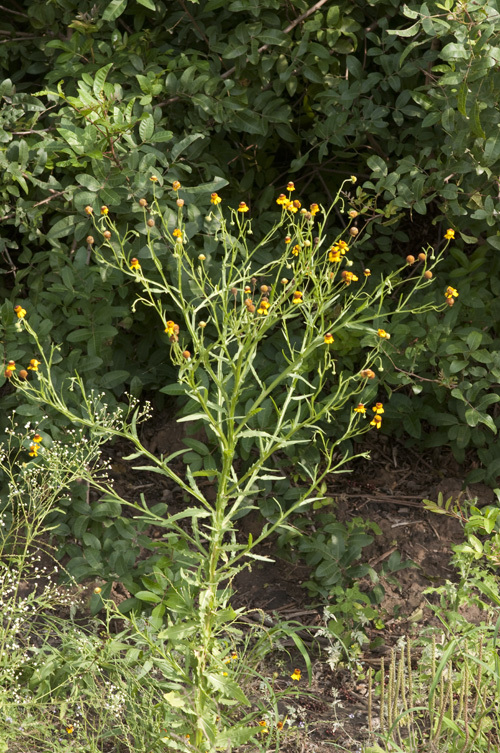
[364,492,500,753]
[0,177,460,750]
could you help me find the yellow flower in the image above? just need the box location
[4,360,16,378]
[292,291,303,305]
[29,444,39,457]
[211,192,222,205]
[444,228,455,240]
[164,320,178,337]
[444,286,459,299]
[85,205,93,215]
[329,248,341,263]
[354,403,366,414]
[341,270,358,285]
[257,300,270,315]
[338,240,349,250]
[324,333,334,344]
[130,258,141,270]
[286,181,295,191]
[198,254,206,261]
[310,203,320,215]
[230,652,238,660]
[28,359,40,371]
[173,228,183,239]
[372,402,384,415]
[284,235,292,244]
[276,194,288,205]
[377,328,389,339]
[32,433,43,444]
[94,587,102,594]
[285,200,298,213]
[100,205,109,215]
[360,368,376,379]
[172,180,181,191]
[150,175,158,182]
[292,244,301,256]
[364,269,371,276]
[238,202,249,212]
[290,668,301,681]
[14,305,27,319]
[350,175,357,183]
[370,414,382,429]
[66,725,74,734]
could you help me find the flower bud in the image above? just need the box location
[418,252,426,262]
[19,370,28,380]
[348,210,358,218]
[198,254,206,261]
[139,198,148,207]
[446,297,455,306]
[230,287,238,296]
[103,230,112,240]
[424,270,433,279]
[182,350,191,359]
[199,321,207,328]
[349,227,359,236]
[406,254,415,265]
[260,285,269,293]
[147,218,155,227]
[176,199,185,207]
[86,236,94,245]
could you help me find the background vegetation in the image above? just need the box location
[2,0,500,482]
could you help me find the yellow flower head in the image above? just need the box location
[341,270,358,285]
[85,205,93,215]
[285,200,297,213]
[150,175,158,182]
[172,180,181,191]
[338,240,349,250]
[32,433,43,443]
[290,668,301,681]
[66,725,74,735]
[292,244,301,256]
[445,285,459,299]
[94,587,102,594]
[100,205,109,216]
[329,248,341,263]
[364,269,371,276]
[370,414,382,429]
[238,201,249,213]
[324,333,334,344]
[286,181,295,191]
[284,235,292,244]
[350,175,357,183]
[372,402,384,415]
[292,291,303,305]
[292,199,301,210]
[130,258,141,270]
[173,228,183,239]
[4,360,16,379]
[310,203,320,215]
[377,328,389,339]
[29,444,39,457]
[14,305,27,319]
[211,192,222,205]
[28,359,41,371]
[360,368,376,379]
[354,403,366,414]
[276,194,288,206]
[444,228,455,240]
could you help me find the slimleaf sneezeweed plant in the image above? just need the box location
[3,176,458,750]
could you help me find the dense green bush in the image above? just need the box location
[2,0,500,481]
